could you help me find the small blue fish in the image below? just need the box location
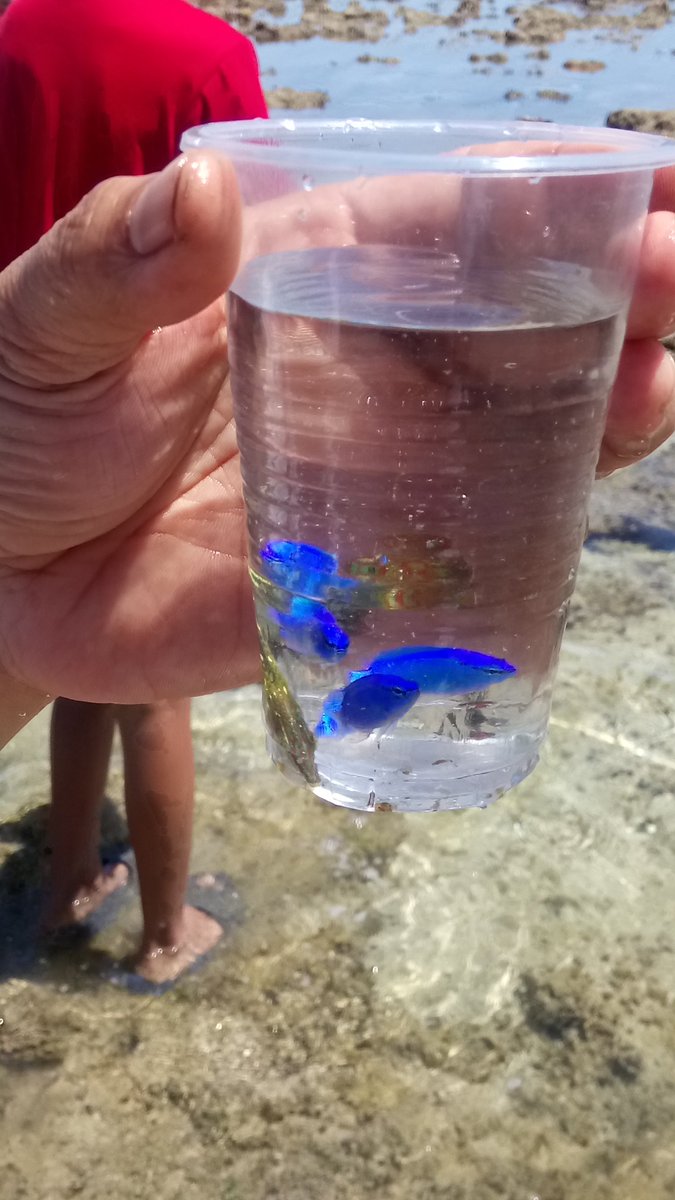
[261,539,339,597]
[357,646,516,695]
[269,596,350,662]
[316,673,420,738]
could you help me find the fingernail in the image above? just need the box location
[128,157,186,256]
[606,407,675,464]
[627,400,675,452]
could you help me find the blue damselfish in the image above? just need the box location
[269,597,350,662]
[356,646,516,694]
[261,539,339,596]
[315,673,419,738]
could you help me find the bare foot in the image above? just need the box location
[42,861,130,932]
[134,905,223,985]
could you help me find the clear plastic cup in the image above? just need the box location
[181,119,675,813]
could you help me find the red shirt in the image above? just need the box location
[0,0,267,268]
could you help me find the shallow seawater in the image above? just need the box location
[258,0,675,125]
[1,444,675,1198]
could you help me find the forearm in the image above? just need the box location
[0,667,50,748]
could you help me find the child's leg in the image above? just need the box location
[43,698,129,928]
[116,699,222,984]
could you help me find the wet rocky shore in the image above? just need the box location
[1,451,674,1200]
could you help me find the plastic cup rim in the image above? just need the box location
[181,117,675,177]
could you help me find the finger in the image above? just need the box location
[650,165,675,212]
[597,338,675,475]
[626,209,675,340]
[453,139,615,158]
[0,150,241,387]
[243,171,462,262]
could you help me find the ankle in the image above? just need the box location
[140,912,187,956]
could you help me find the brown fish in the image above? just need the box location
[345,535,473,611]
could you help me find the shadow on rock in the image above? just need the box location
[585,515,675,553]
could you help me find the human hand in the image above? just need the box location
[0,151,260,707]
[0,151,672,725]
[598,165,675,474]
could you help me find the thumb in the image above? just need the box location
[0,150,242,387]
